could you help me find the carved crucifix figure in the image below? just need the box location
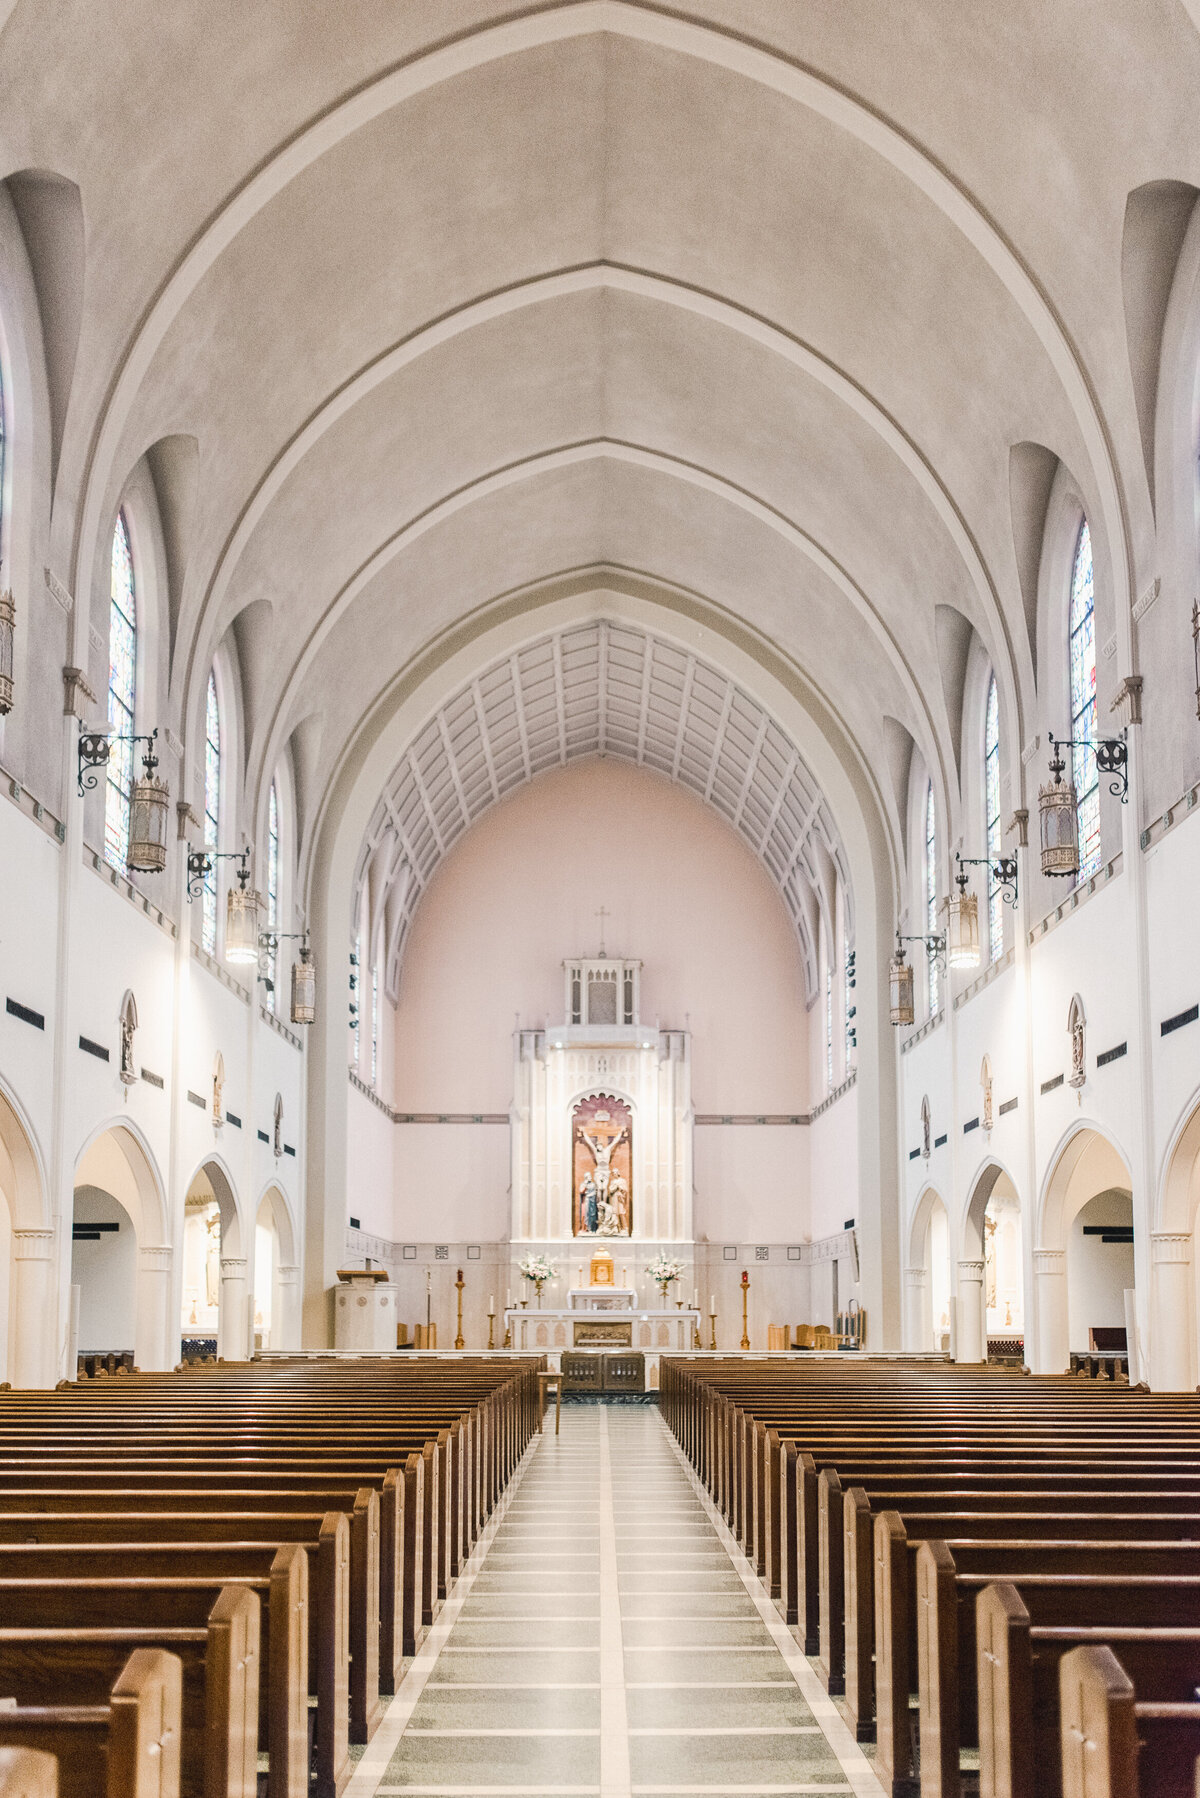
[581,1124,627,1199]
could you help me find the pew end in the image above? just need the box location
[0,1750,57,1798]
[1059,1645,1138,1798]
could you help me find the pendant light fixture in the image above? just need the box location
[889,941,915,1028]
[127,739,170,873]
[1039,741,1079,878]
[945,863,981,970]
[290,940,316,1025]
[225,855,262,964]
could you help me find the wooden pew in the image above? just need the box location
[1059,1642,1200,1798]
[915,1552,1200,1798]
[0,1647,179,1798]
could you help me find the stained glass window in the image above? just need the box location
[925,782,939,1014]
[266,782,280,1008]
[371,962,379,1087]
[352,930,362,1066]
[984,675,1003,962]
[104,513,136,871]
[1069,519,1101,881]
[844,915,854,1068]
[203,673,220,953]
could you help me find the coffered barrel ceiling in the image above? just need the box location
[5,0,1197,932]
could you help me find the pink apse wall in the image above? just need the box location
[388,757,814,1243]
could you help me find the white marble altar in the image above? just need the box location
[567,1287,635,1311]
[505,1305,700,1353]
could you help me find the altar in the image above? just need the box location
[567,1287,635,1311]
[504,1305,701,1354]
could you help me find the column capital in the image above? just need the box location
[1150,1231,1193,1265]
[276,1263,300,1282]
[137,1244,172,1272]
[904,1266,927,1286]
[11,1229,55,1260]
[1033,1246,1066,1271]
[219,1257,248,1276]
[957,1259,985,1281]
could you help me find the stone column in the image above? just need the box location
[1032,1247,1068,1374]
[219,1257,249,1362]
[904,1267,927,1350]
[1149,1232,1194,1391]
[955,1259,986,1363]
[136,1245,174,1372]
[11,1230,57,1388]
[275,1263,300,1351]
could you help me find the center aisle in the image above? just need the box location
[349,1404,883,1796]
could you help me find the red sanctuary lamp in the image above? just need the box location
[740,1269,750,1351]
[454,1268,465,1351]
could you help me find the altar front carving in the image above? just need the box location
[511,955,692,1243]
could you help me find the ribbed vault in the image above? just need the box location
[357,620,849,1001]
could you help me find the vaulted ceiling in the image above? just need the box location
[6,0,1199,959]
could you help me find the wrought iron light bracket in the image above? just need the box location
[1049,729,1129,804]
[186,844,248,903]
[955,849,1019,909]
[78,722,159,796]
[256,927,309,990]
[895,929,947,975]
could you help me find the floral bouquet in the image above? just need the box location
[518,1251,557,1308]
[646,1254,687,1301]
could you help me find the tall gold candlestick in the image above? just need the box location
[454,1269,465,1351]
[739,1270,750,1351]
[709,1310,717,1351]
[487,1307,495,1350]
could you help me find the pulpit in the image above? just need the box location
[333,1267,397,1353]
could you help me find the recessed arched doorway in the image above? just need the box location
[73,1123,171,1372]
[907,1186,952,1352]
[961,1162,1025,1363]
[254,1185,299,1351]
[1150,1089,1200,1390]
[180,1159,247,1362]
[1036,1126,1134,1375]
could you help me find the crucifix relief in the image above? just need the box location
[573,1093,632,1237]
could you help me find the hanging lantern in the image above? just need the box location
[225,863,262,964]
[1039,743,1079,878]
[0,583,13,715]
[946,868,980,970]
[889,945,914,1027]
[291,941,315,1025]
[126,742,169,873]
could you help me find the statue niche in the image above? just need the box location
[573,1093,632,1237]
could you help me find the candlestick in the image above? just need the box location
[740,1269,750,1351]
[709,1309,717,1351]
[693,1287,698,1309]
[710,1293,715,1315]
[454,1270,465,1351]
[487,1308,495,1350]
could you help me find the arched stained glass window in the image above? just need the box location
[202,673,220,953]
[925,782,939,1014]
[844,913,855,1070]
[1069,520,1101,881]
[266,781,280,1008]
[984,675,1003,962]
[104,513,136,871]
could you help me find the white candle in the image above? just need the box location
[693,1288,698,1308]
[710,1294,716,1313]
[488,1294,494,1313]
[506,1289,511,1308]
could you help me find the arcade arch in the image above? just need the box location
[1035,1125,1134,1375]
[959,1162,1024,1364]
[907,1185,952,1353]
[0,1080,51,1389]
[1151,1089,1200,1390]
[73,1123,171,1373]
[180,1158,249,1362]
[254,1185,299,1352]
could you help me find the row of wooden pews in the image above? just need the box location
[660,1357,1200,1798]
[0,1353,540,1798]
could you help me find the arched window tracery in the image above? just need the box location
[266,781,280,1008]
[202,672,220,953]
[984,674,1002,962]
[1069,520,1101,881]
[104,512,137,871]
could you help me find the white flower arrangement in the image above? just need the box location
[646,1255,687,1286]
[519,1252,557,1284]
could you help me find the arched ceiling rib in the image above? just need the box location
[358,620,849,1003]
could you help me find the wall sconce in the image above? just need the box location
[1038,730,1128,879]
[888,929,946,1027]
[0,580,14,714]
[258,927,316,1026]
[949,850,1018,969]
[78,723,170,872]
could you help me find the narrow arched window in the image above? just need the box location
[351,929,362,1065]
[370,961,379,1087]
[824,962,834,1092]
[984,675,1002,961]
[1069,520,1100,880]
[104,512,137,871]
[202,672,220,953]
[266,781,280,1008]
[925,782,939,1014]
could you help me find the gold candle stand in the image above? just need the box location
[740,1273,750,1351]
[709,1310,717,1350]
[454,1270,465,1350]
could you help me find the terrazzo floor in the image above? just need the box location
[345,1403,884,1797]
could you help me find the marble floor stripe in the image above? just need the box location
[350,1403,882,1798]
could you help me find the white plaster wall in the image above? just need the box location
[1068,1192,1135,1351]
[391,757,813,1242]
[71,1187,136,1352]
